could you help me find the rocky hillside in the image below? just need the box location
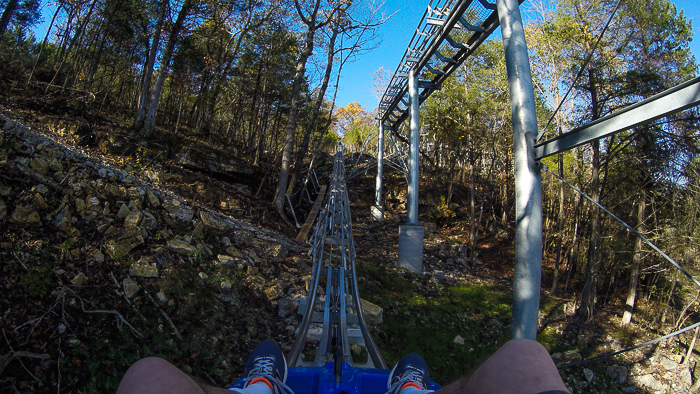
[0,104,698,393]
[0,110,314,392]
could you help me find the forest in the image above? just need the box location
[1,0,700,391]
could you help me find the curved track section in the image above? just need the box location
[288,145,386,372]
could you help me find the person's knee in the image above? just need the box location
[500,338,549,356]
[118,357,177,393]
[126,357,173,375]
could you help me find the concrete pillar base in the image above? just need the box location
[398,223,424,273]
[371,205,384,222]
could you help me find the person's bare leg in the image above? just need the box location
[437,339,568,394]
[116,357,231,394]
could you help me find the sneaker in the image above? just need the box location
[387,353,432,394]
[242,340,292,394]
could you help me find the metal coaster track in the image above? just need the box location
[288,144,386,373]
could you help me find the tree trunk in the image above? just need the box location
[273,15,319,214]
[286,21,339,196]
[133,0,167,131]
[621,184,647,325]
[140,0,193,138]
[577,67,602,323]
[47,0,99,93]
[27,3,61,87]
[469,134,477,255]
[551,144,565,294]
[0,0,19,38]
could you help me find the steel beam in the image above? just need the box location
[497,0,543,341]
[407,68,420,225]
[535,76,700,159]
[372,120,385,221]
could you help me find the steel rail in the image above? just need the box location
[288,145,386,369]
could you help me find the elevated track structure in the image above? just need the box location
[288,145,386,372]
[367,0,700,351]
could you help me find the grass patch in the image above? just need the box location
[356,260,512,384]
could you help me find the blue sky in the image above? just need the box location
[334,0,700,111]
[30,0,700,111]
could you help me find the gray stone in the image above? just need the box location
[30,157,49,175]
[453,335,465,345]
[104,226,146,260]
[220,279,232,293]
[162,199,193,221]
[226,246,245,258]
[659,356,678,371]
[146,189,160,207]
[93,250,105,263]
[583,368,594,383]
[141,212,157,231]
[128,199,142,210]
[680,365,693,386]
[122,277,140,298]
[278,297,299,318]
[221,237,231,247]
[217,254,236,265]
[129,257,159,278]
[97,222,111,233]
[192,221,204,237]
[117,204,131,219]
[52,205,72,232]
[606,365,627,384]
[71,273,88,286]
[127,186,145,201]
[248,250,263,264]
[124,210,144,227]
[167,239,196,255]
[87,196,100,211]
[621,386,636,393]
[635,374,663,391]
[268,244,288,263]
[552,350,582,367]
[75,198,86,214]
[200,211,226,231]
[433,271,446,281]
[11,205,41,227]
[105,183,126,198]
[361,298,383,324]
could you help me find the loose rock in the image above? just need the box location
[71,273,88,286]
[129,257,159,278]
[11,205,42,227]
[167,239,196,255]
[104,226,146,260]
[122,277,140,298]
[162,199,193,222]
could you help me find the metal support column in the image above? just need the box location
[371,120,385,221]
[398,68,424,273]
[497,0,543,340]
